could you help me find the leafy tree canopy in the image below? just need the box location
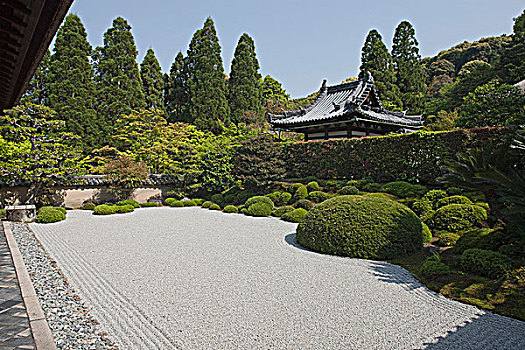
[497,9,525,84]
[140,49,165,111]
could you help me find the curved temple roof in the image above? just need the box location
[268,73,423,129]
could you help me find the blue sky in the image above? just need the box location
[66,0,524,97]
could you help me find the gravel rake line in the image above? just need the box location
[30,223,183,350]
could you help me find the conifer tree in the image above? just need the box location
[47,14,99,150]
[497,10,525,84]
[228,33,263,124]
[359,29,402,110]
[391,21,425,113]
[140,49,165,110]
[165,52,188,123]
[185,17,230,133]
[21,50,50,106]
[94,17,145,138]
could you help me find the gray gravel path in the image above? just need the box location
[30,208,525,349]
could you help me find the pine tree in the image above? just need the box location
[186,17,230,133]
[46,14,100,151]
[497,10,525,84]
[391,21,425,113]
[21,50,50,105]
[165,52,188,123]
[228,33,263,124]
[94,17,146,138]
[140,49,165,110]
[359,29,402,110]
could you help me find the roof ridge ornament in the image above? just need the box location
[321,79,327,91]
[365,71,374,83]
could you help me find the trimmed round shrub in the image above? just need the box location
[209,203,221,211]
[275,192,292,206]
[437,232,460,247]
[453,228,505,254]
[265,192,280,202]
[240,208,248,214]
[223,205,238,213]
[420,260,450,276]
[170,201,185,207]
[116,204,135,213]
[474,202,490,212]
[82,203,96,210]
[245,196,274,210]
[164,198,176,206]
[436,195,473,208]
[423,190,448,208]
[282,208,308,223]
[246,202,272,217]
[412,198,433,218]
[306,181,319,191]
[307,191,333,203]
[360,182,382,192]
[292,185,308,203]
[36,207,66,223]
[422,222,432,243]
[380,181,428,198]
[458,248,512,278]
[193,199,205,206]
[117,199,140,208]
[271,206,295,217]
[140,202,158,207]
[362,192,396,200]
[296,195,423,260]
[294,199,314,210]
[338,185,360,195]
[202,201,213,208]
[183,200,197,207]
[323,180,346,190]
[236,191,251,204]
[446,187,463,196]
[93,204,118,215]
[431,204,487,233]
[211,194,224,205]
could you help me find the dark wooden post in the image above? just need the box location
[324,126,329,140]
[346,123,352,138]
[304,131,309,141]
[365,123,370,136]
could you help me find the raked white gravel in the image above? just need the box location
[30,208,525,349]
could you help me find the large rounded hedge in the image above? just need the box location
[296,195,423,260]
[431,204,487,233]
[36,207,66,223]
[245,196,274,209]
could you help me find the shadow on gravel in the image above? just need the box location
[369,262,422,291]
[284,233,312,252]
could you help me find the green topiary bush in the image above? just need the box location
[290,183,304,193]
[412,198,433,218]
[292,185,308,203]
[116,204,135,213]
[223,205,238,213]
[271,206,295,217]
[93,204,118,215]
[338,185,360,195]
[453,228,505,254]
[294,199,314,210]
[423,190,448,208]
[296,195,423,260]
[0,208,6,219]
[458,248,512,278]
[436,195,473,208]
[360,182,382,192]
[183,200,197,207]
[281,208,308,223]
[82,203,96,210]
[380,181,428,198]
[171,201,185,207]
[431,204,487,233]
[422,222,432,243]
[164,198,176,206]
[306,181,319,191]
[246,202,272,217]
[245,196,274,210]
[117,199,140,208]
[307,191,333,203]
[209,203,221,210]
[36,207,66,223]
[265,192,281,203]
[420,260,450,276]
[202,201,213,208]
[193,199,205,206]
[275,192,292,206]
[211,193,224,205]
[436,232,460,246]
[140,202,158,207]
[474,202,490,212]
[323,180,346,190]
[240,208,248,214]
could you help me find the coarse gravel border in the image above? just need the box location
[30,208,525,349]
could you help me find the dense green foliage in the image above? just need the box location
[245,196,274,210]
[246,202,272,217]
[453,228,504,254]
[262,75,289,113]
[338,186,360,195]
[93,204,118,215]
[294,199,314,210]
[420,260,450,276]
[431,204,487,233]
[436,195,472,208]
[209,203,221,210]
[281,208,308,223]
[271,206,294,217]
[497,10,525,84]
[165,52,187,123]
[140,202,158,207]
[422,222,432,243]
[140,49,165,110]
[307,191,333,203]
[296,196,423,259]
[223,205,238,213]
[21,50,50,105]
[458,248,512,278]
[117,199,140,208]
[36,206,66,223]
[380,181,427,198]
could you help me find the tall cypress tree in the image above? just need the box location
[228,33,263,124]
[497,10,525,84]
[391,21,425,113]
[359,29,402,110]
[140,49,165,110]
[94,17,145,138]
[165,52,188,123]
[47,14,99,150]
[21,50,50,106]
[186,17,230,133]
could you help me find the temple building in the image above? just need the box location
[268,73,423,141]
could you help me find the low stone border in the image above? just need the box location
[3,221,57,350]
